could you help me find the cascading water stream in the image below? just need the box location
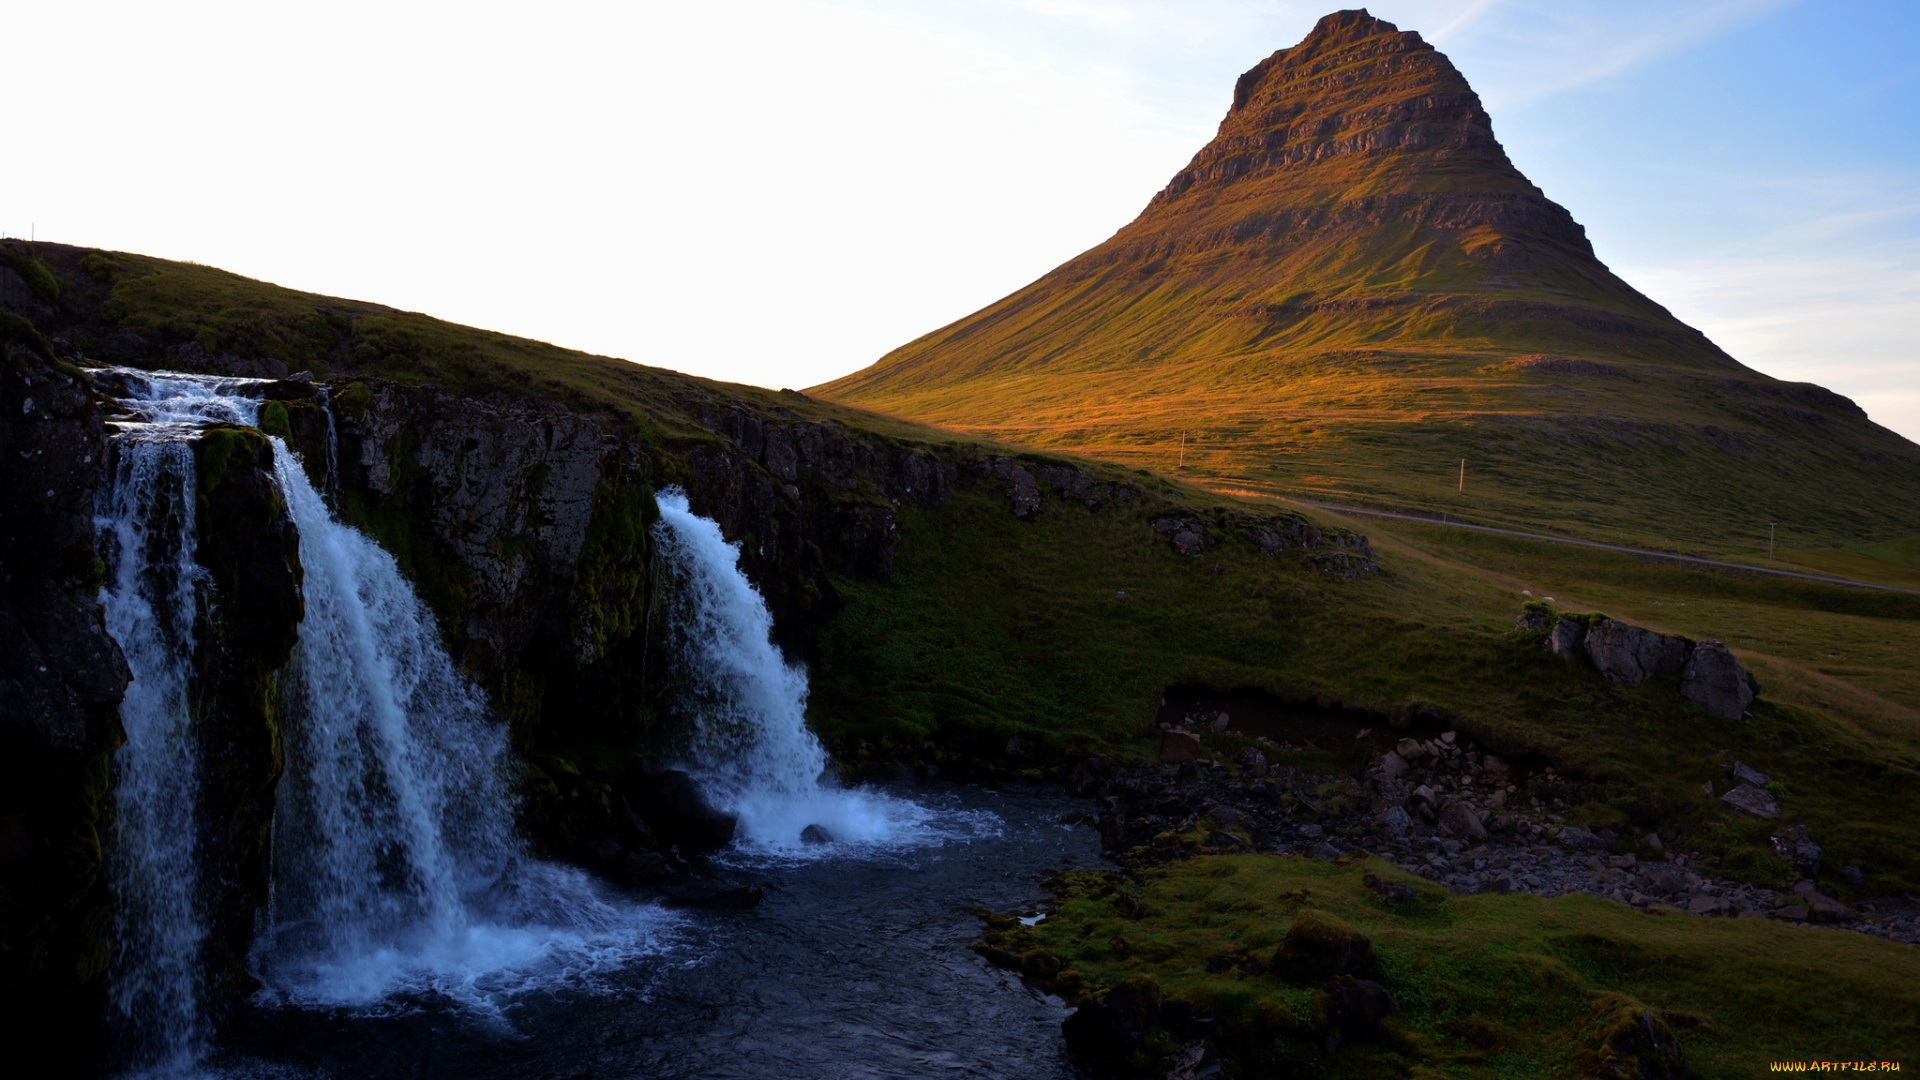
[99,434,213,1077]
[93,370,678,1074]
[652,488,985,855]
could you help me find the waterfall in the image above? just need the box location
[98,435,212,1077]
[652,488,940,853]
[94,370,676,1062]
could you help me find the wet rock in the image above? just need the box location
[654,880,765,909]
[1584,619,1688,683]
[1682,641,1758,718]
[1272,910,1374,983]
[1313,975,1398,1055]
[1161,730,1201,763]
[800,824,834,845]
[623,850,673,883]
[1061,975,1161,1062]
[637,770,739,849]
[1720,784,1779,819]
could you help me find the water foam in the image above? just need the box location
[254,431,679,1021]
[652,488,999,859]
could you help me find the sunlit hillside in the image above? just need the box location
[812,10,1920,554]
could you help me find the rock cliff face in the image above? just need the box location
[0,325,127,1052]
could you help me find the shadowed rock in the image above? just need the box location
[1681,641,1758,719]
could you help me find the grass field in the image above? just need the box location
[981,855,1919,1076]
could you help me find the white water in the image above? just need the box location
[255,443,677,1018]
[99,431,214,1077]
[93,370,678,1062]
[653,489,990,857]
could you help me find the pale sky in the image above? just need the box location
[5,1,1916,440]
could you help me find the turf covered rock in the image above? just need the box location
[1272,909,1375,984]
[1313,974,1398,1055]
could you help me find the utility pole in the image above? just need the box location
[1458,458,1465,493]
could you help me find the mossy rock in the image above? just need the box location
[1576,993,1694,1079]
[1271,908,1374,984]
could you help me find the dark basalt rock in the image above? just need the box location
[186,426,305,1010]
[1061,975,1162,1062]
[1313,975,1398,1055]
[635,770,738,851]
[0,330,128,1056]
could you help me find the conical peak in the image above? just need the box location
[1156,10,1519,214]
[1307,8,1402,48]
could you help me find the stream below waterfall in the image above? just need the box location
[90,370,1102,1079]
[222,785,1103,1079]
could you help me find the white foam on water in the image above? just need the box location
[254,432,682,1021]
[92,369,683,1048]
[652,488,1000,860]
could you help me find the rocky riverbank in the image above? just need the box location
[1061,730,1919,946]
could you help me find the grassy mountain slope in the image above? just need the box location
[812,9,1920,552]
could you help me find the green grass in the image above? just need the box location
[816,484,1920,895]
[984,855,1918,1077]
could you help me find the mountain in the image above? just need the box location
[812,8,1920,552]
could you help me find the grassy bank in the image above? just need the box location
[981,855,1918,1076]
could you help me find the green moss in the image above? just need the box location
[1,248,61,301]
[257,400,291,439]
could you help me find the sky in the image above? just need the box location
[4,1,1916,439]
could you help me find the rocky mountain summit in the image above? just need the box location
[815,9,1920,550]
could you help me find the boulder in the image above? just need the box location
[1376,805,1414,836]
[1643,868,1685,896]
[1584,619,1688,683]
[1371,750,1409,781]
[1061,975,1162,1061]
[1681,641,1759,719]
[1271,910,1374,984]
[1731,761,1770,787]
[1720,784,1779,819]
[800,824,834,845]
[1395,737,1424,761]
[1438,801,1487,841]
[1546,617,1586,660]
[637,770,739,849]
[1161,730,1201,763]
[1559,827,1609,853]
[1313,975,1398,1055]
